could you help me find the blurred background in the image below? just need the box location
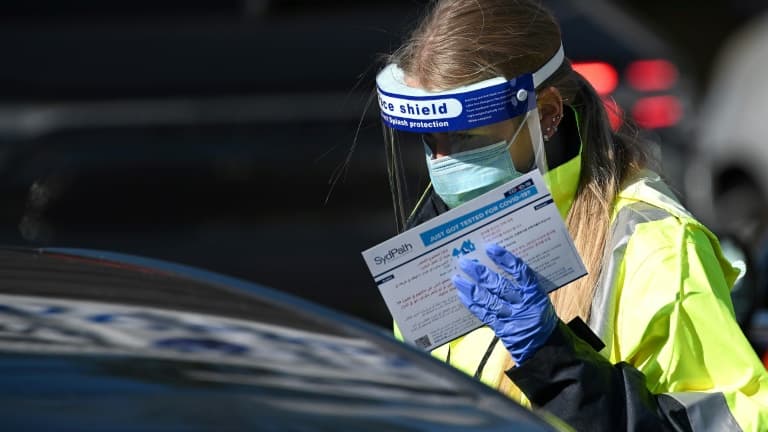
[2,0,768,349]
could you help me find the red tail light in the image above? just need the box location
[626,59,678,92]
[572,62,619,96]
[631,96,682,129]
[601,97,623,131]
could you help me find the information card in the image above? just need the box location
[362,170,587,350]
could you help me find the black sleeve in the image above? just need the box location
[506,321,694,432]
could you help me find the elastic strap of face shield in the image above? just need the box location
[528,44,565,177]
[532,44,565,88]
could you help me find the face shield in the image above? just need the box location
[376,45,565,216]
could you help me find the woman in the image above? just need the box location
[375,0,768,430]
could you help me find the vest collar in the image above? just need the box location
[543,106,582,219]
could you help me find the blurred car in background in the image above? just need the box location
[0,247,565,431]
[687,10,768,257]
[687,11,768,361]
[554,0,696,183]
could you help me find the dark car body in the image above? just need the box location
[0,247,564,431]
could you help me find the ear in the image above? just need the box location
[537,87,564,141]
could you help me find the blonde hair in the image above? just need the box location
[387,0,649,395]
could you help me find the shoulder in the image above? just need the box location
[610,170,739,289]
[610,169,706,257]
[613,169,693,223]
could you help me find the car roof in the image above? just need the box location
[0,247,561,431]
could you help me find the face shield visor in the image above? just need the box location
[376,44,565,214]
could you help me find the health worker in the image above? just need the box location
[374,0,768,430]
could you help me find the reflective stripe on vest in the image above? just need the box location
[661,392,744,432]
[588,171,688,348]
[589,201,670,354]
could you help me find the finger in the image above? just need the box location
[458,258,491,283]
[452,274,507,316]
[485,243,537,287]
[458,256,524,306]
[468,304,499,326]
[485,243,521,274]
[452,274,475,308]
[458,257,505,293]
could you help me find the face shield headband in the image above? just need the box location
[375,44,565,134]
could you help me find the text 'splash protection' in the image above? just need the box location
[362,170,587,351]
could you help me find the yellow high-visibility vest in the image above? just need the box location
[395,153,768,430]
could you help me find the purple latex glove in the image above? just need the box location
[452,243,558,365]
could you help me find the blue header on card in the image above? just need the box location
[377,74,536,133]
[419,179,538,246]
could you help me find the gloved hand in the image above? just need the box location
[452,243,559,365]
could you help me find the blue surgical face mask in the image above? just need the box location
[425,117,530,209]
